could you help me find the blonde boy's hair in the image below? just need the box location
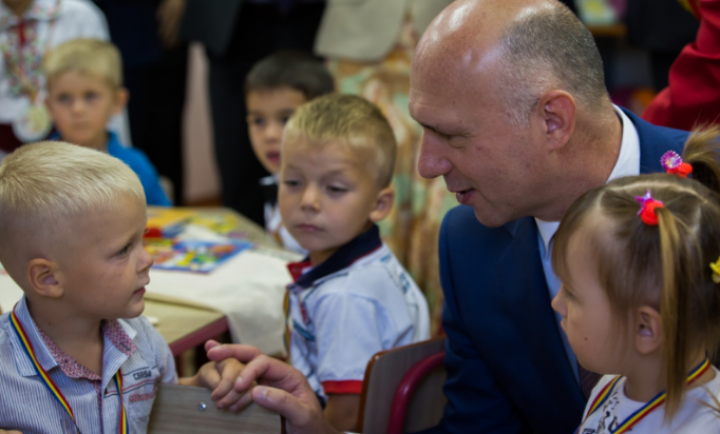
[283,94,397,187]
[44,39,123,88]
[0,142,145,240]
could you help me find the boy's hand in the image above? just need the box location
[196,357,252,411]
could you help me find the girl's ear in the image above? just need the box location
[635,306,662,355]
[369,186,394,223]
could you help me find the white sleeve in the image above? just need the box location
[61,0,110,41]
[311,292,392,395]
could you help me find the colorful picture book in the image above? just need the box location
[144,239,253,274]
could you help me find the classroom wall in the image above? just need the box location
[183,44,221,204]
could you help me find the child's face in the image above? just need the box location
[551,227,624,374]
[56,194,152,320]
[279,138,391,264]
[46,72,127,150]
[246,88,307,174]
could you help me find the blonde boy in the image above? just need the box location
[280,94,430,432]
[0,143,243,433]
[43,39,170,206]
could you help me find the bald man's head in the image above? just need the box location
[414,0,607,124]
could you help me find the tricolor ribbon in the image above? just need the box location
[574,357,711,434]
[10,310,129,434]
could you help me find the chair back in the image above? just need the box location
[148,383,281,434]
[358,338,447,433]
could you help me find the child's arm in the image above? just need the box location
[324,394,361,432]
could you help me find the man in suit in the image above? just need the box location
[181,0,325,225]
[200,1,691,433]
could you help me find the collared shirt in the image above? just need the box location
[535,105,641,380]
[286,225,430,401]
[260,175,307,255]
[0,296,177,434]
[0,0,108,124]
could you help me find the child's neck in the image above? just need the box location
[624,351,714,403]
[6,0,34,16]
[27,299,105,376]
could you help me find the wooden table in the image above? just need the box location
[144,299,227,355]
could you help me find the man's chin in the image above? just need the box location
[472,207,510,228]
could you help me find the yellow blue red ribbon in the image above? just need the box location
[10,310,128,434]
[575,357,711,434]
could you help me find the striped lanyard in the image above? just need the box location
[575,358,712,434]
[10,310,129,434]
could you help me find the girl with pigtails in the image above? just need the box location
[551,128,720,434]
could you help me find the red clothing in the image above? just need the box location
[643,0,720,130]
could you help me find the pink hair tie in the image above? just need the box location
[661,150,693,178]
[635,190,664,226]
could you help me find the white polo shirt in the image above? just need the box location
[286,225,430,402]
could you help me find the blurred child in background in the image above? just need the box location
[0,0,108,160]
[44,39,170,206]
[245,51,334,254]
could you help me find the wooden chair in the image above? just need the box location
[357,338,447,433]
[148,384,281,434]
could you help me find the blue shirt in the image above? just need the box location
[52,132,171,206]
[0,296,177,433]
[106,132,171,206]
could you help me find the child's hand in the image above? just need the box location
[195,357,253,412]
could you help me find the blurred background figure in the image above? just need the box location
[625,0,699,91]
[642,0,720,131]
[0,0,108,160]
[180,0,326,226]
[92,0,189,205]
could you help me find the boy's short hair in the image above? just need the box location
[0,142,144,244]
[284,94,397,188]
[43,39,123,88]
[245,51,335,101]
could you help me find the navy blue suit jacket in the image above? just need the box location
[421,110,689,434]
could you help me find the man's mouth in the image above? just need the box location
[455,188,475,205]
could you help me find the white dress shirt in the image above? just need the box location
[535,105,641,379]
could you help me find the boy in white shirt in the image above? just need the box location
[280,94,430,432]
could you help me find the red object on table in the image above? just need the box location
[643,0,720,131]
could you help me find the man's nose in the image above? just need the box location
[417,133,453,179]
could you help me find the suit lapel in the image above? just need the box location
[496,218,586,406]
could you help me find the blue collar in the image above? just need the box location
[287,225,383,289]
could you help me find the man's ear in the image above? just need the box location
[112,87,129,115]
[635,306,662,355]
[26,259,63,299]
[369,186,394,223]
[532,90,576,152]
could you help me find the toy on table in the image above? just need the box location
[144,208,255,274]
[144,238,253,273]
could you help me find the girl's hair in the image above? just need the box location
[552,127,720,419]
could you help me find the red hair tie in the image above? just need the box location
[635,190,664,226]
[661,150,693,178]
